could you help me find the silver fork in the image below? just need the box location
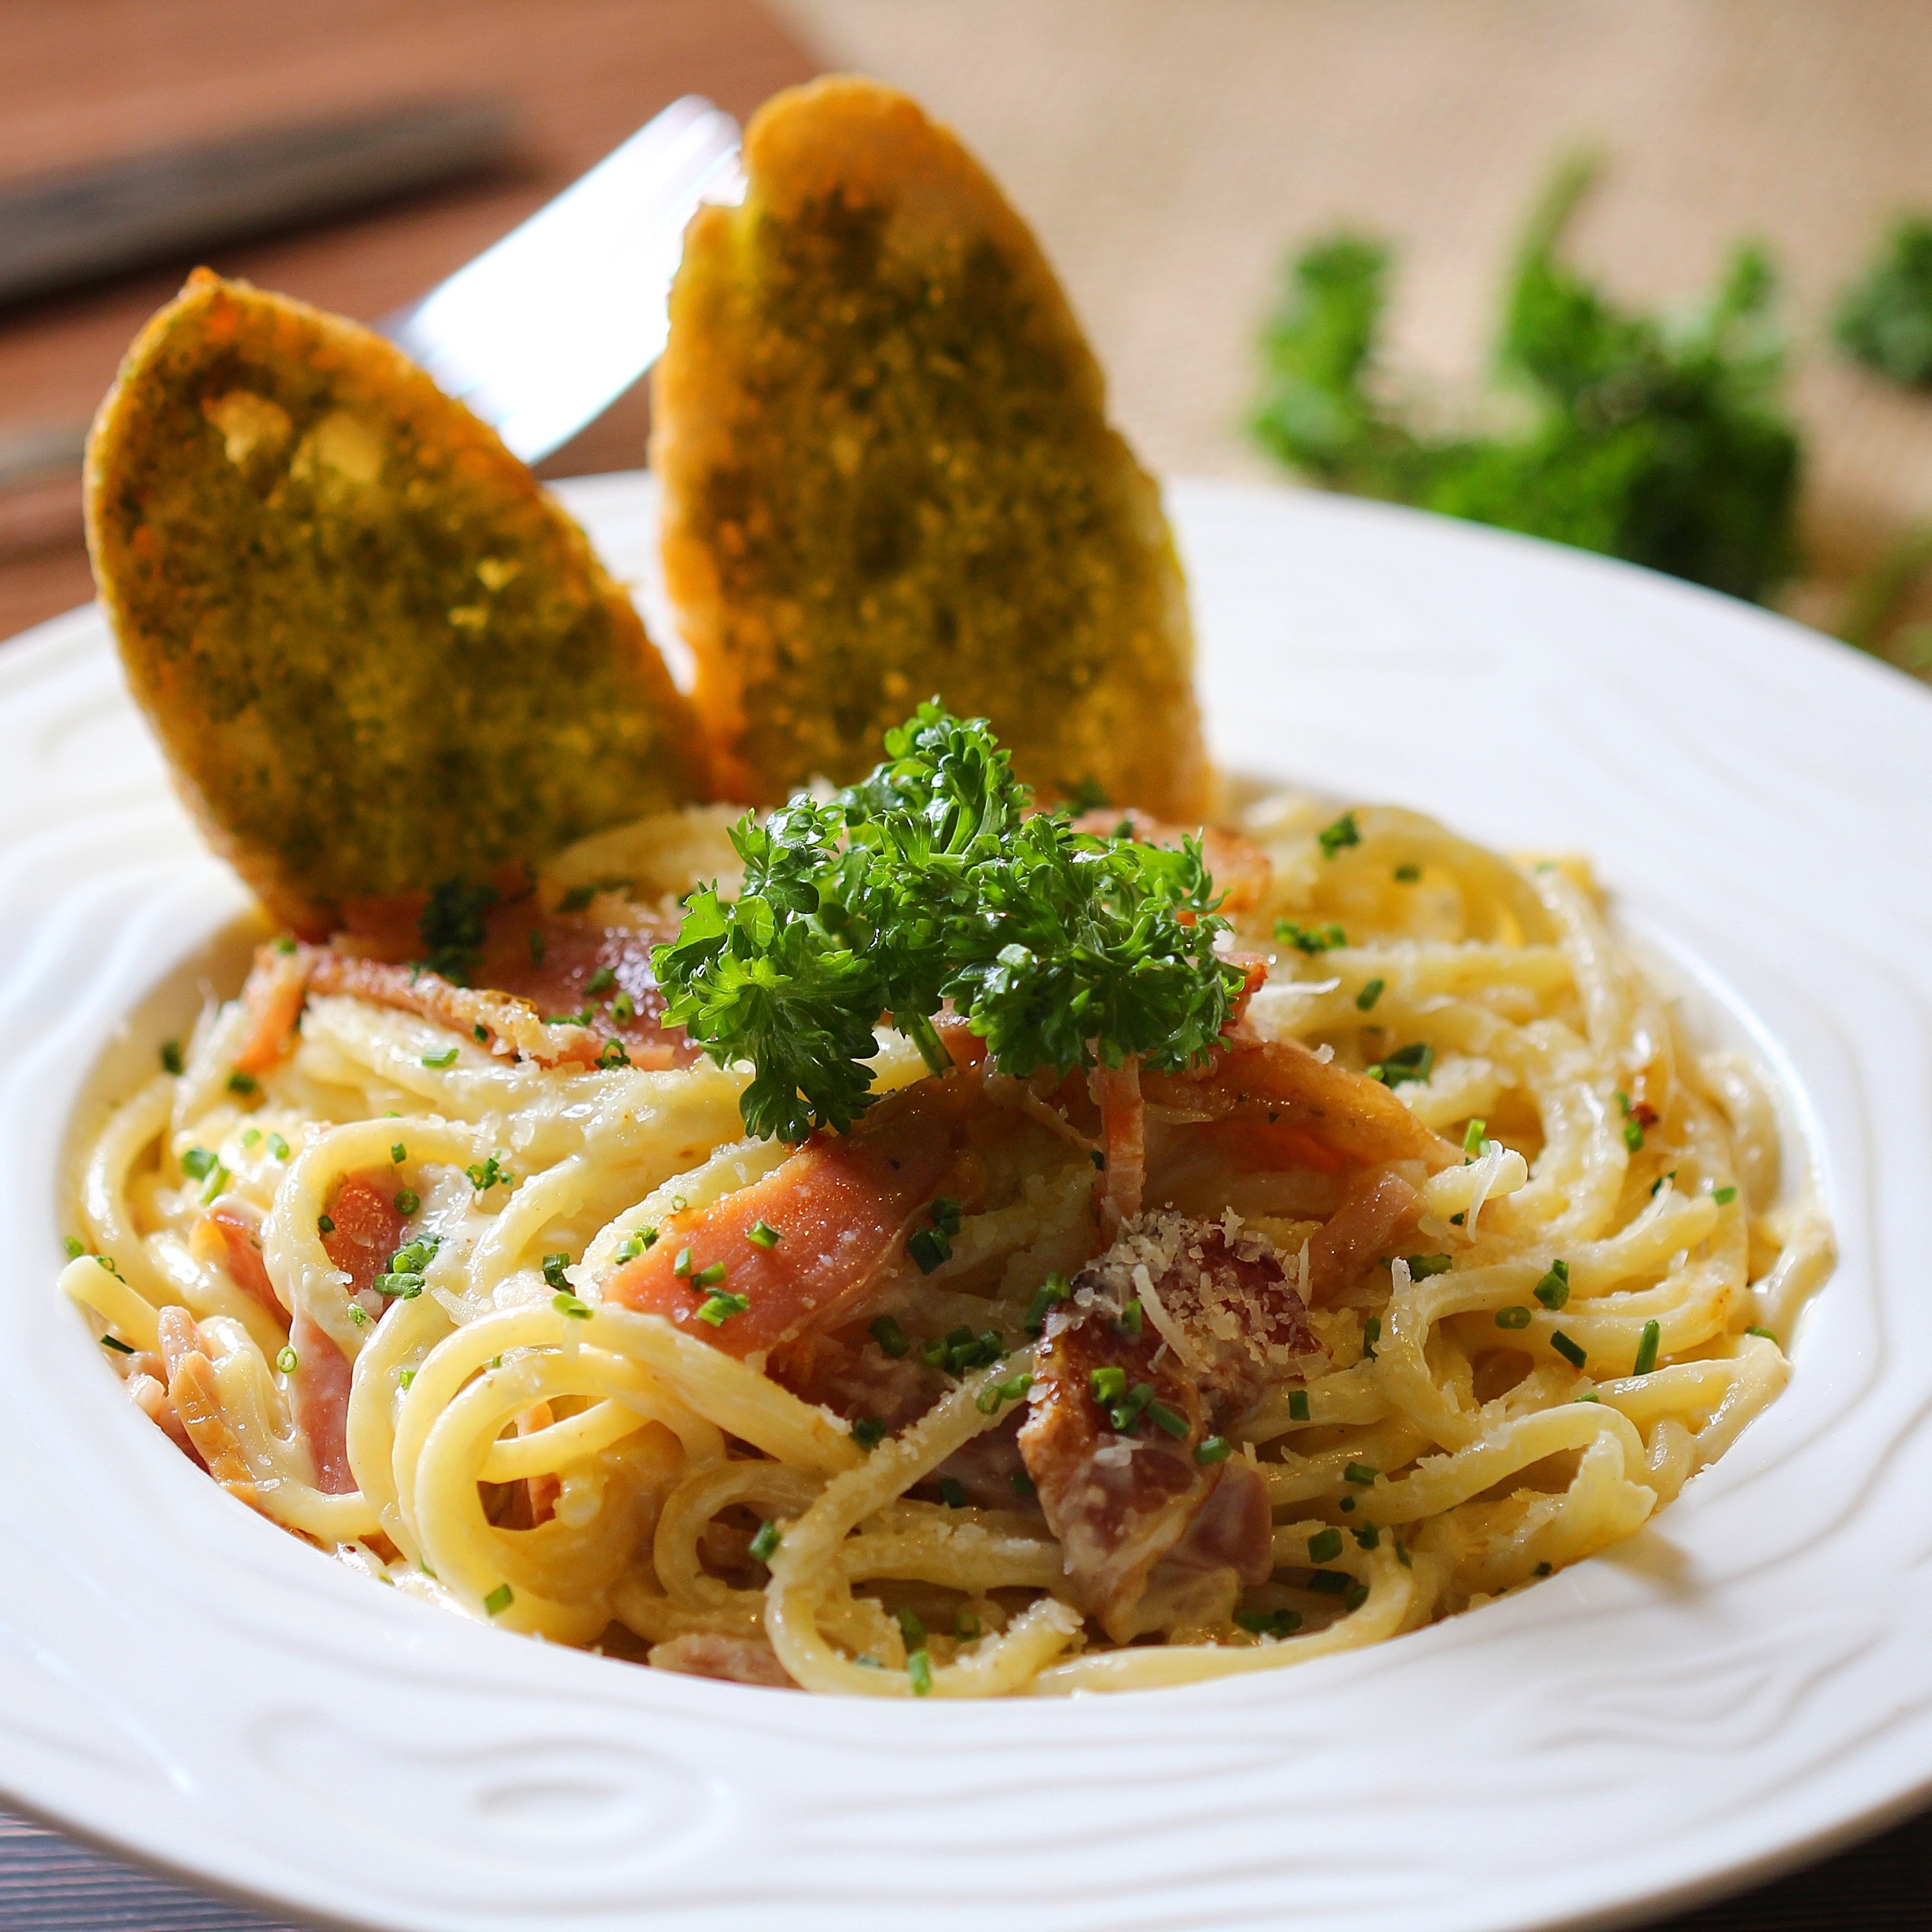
[0,93,744,496]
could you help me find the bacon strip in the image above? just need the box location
[1308,1169,1426,1302]
[648,1633,796,1687]
[1091,1058,1145,1239]
[193,1204,284,1317]
[157,1306,259,1506]
[606,1062,983,1361]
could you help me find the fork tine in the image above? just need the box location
[377,95,742,463]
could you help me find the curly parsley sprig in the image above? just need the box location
[653,702,1242,1143]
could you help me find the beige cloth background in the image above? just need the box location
[780,0,1932,645]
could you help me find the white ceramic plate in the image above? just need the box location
[2,473,1929,1932]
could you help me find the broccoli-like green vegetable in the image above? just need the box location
[1250,157,1802,603]
[652,702,1242,1144]
[1835,215,1932,387]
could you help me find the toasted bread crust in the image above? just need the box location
[652,77,1209,816]
[87,272,707,934]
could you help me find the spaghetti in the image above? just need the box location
[61,795,1832,1695]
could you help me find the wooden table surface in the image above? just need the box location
[1,3,1927,1927]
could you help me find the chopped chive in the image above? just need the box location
[692,1261,728,1289]
[1146,1400,1190,1440]
[673,1247,693,1277]
[181,1145,217,1181]
[1343,1582,1370,1611]
[558,884,596,913]
[1405,1253,1452,1278]
[1622,1119,1645,1152]
[553,1291,594,1320]
[421,1046,458,1068]
[1449,1211,1466,1226]
[747,1219,782,1249]
[1574,1391,1600,1403]
[907,1648,934,1696]
[1308,1570,1349,1595]
[398,1369,415,1389]
[976,1371,1033,1414]
[1318,811,1361,859]
[1353,1523,1381,1550]
[63,1235,83,1258]
[1395,1539,1412,1568]
[1235,1607,1304,1638]
[1088,1364,1128,1405]
[1339,1495,1356,1513]
[317,1214,335,1235]
[474,1024,489,1043]
[1119,1298,1145,1339]
[697,1290,749,1327]
[1551,1330,1588,1370]
[908,1226,951,1273]
[897,1606,927,1649]
[586,966,615,995]
[241,1127,261,1149]
[93,1253,125,1279]
[615,1225,657,1262]
[1011,1469,1037,1497]
[542,1253,571,1291]
[1632,1319,1661,1376]
[228,1070,258,1096]
[160,1039,184,1074]
[1195,1434,1232,1464]
[268,1132,290,1161]
[466,1154,514,1193]
[1107,1381,1156,1432]
[1368,1041,1434,1087]
[1355,976,1386,1012]
[1288,1390,1311,1422]
[749,1521,781,1563]
[1713,1185,1738,1205]
[596,1038,631,1069]
[482,1584,513,1616]
[928,1196,962,1237]
[1361,1315,1381,1360]
[199,1162,231,1204]
[1024,1272,1072,1335]
[276,1345,299,1372]
[390,1142,406,1164]
[394,1188,420,1215]
[937,1476,968,1508]
[611,989,636,1022]
[528,929,546,964]
[1393,864,1421,883]
[1343,1462,1379,1486]
[1650,1169,1678,1197]
[955,1608,981,1640]
[1745,1324,1779,1342]
[1462,1117,1488,1157]
[1090,1149,1106,1169]
[1275,918,1347,954]
[1533,1561,1553,1577]
[100,1333,136,1355]
[670,1196,688,1211]
[1533,1259,1570,1310]
[1495,1305,1532,1329]
[852,1417,886,1449]
[1308,1526,1343,1563]
[869,1314,910,1358]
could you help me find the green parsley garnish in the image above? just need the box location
[160,1038,184,1075]
[1533,1259,1570,1309]
[482,1583,513,1616]
[749,1521,781,1563]
[1308,1526,1343,1563]
[1318,811,1361,859]
[651,704,1242,1143]
[421,1046,458,1069]
[1632,1319,1661,1376]
[1355,976,1385,1012]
